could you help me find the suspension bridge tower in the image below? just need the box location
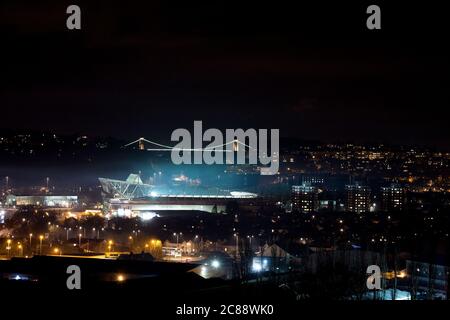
[138,137,145,150]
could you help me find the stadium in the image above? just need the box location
[99,174,259,218]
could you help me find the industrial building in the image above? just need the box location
[5,195,78,208]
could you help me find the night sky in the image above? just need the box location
[1,1,449,148]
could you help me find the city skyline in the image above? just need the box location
[1,1,449,307]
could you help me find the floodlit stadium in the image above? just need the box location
[99,174,258,217]
[99,174,154,199]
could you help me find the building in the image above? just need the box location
[292,184,319,213]
[406,259,448,300]
[381,184,406,211]
[5,195,78,208]
[345,184,371,213]
[100,174,259,217]
[99,174,153,199]
[106,197,228,217]
[301,175,325,186]
[104,195,262,218]
[252,243,303,273]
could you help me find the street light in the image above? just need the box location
[173,232,182,246]
[79,226,86,238]
[39,235,44,255]
[6,239,12,257]
[93,227,99,239]
[17,243,23,257]
[65,227,72,241]
[107,240,113,253]
[234,233,239,258]
[116,274,125,282]
[173,232,182,258]
[78,233,82,247]
[29,233,33,250]
[128,236,134,251]
[247,235,254,248]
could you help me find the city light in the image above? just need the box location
[252,262,262,272]
[141,211,157,221]
[211,260,220,268]
[150,191,158,197]
[252,259,268,273]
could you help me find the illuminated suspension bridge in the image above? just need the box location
[123,137,256,152]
